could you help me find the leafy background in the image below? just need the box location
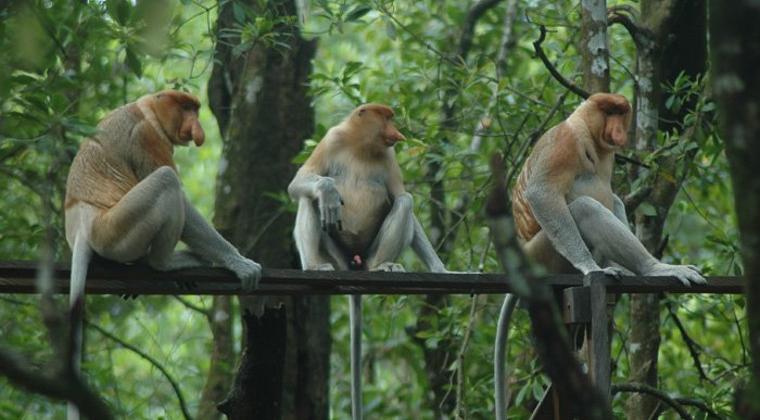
[0,0,744,418]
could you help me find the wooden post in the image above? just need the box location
[585,272,612,399]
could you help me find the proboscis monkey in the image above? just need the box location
[64,90,261,420]
[288,104,446,420]
[493,93,705,420]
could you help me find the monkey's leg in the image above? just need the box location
[568,196,704,285]
[294,198,347,270]
[365,193,415,270]
[90,167,187,266]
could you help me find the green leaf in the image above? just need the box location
[345,5,372,22]
[233,1,247,24]
[106,0,131,25]
[385,19,397,40]
[124,47,142,78]
[342,61,364,79]
[638,202,657,217]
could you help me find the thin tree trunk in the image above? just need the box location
[626,3,706,418]
[197,296,234,420]
[207,0,329,418]
[580,0,610,93]
[710,2,760,417]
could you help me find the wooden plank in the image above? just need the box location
[0,260,566,295]
[0,260,744,296]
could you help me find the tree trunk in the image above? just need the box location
[626,3,706,418]
[580,0,610,93]
[197,297,234,420]
[710,2,760,417]
[207,0,329,418]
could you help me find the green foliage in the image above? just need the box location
[0,0,746,419]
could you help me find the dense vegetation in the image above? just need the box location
[0,1,748,418]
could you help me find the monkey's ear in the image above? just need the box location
[358,108,366,116]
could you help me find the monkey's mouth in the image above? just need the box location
[604,140,622,150]
[382,137,401,147]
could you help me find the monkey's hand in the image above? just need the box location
[316,178,344,232]
[227,257,262,291]
[642,262,706,286]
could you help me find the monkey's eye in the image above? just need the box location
[182,102,196,112]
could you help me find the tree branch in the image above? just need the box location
[611,382,692,420]
[670,397,721,419]
[532,25,590,99]
[173,296,211,319]
[664,301,715,384]
[607,5,642,42]
[459,0,505,58]
[0,349,112,419]
[615,153,651,169]
[623,185,654,214]
[87,321,194,420]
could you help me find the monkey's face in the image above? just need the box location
[353,104,406,148]
[154,91,205,147]
[588,93,631,151]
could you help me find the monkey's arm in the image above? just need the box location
[525,144,610,276]
[288,143,343,232]
[181,197,262,290]
[287,140,333,200]
[526,185,605,275]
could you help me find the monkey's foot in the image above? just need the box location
[595,266,626,279]
[308,263,336,271]
[643,262,706,286]
[370,262,406,272]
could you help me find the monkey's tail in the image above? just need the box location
[67,233,92,420]
[494,293,519,420]
[349,294,363,420]
[69,232,92,310]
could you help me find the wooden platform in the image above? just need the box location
[0,260,743,295]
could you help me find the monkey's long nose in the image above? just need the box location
[387,127,406,142]
[192,122,205,146]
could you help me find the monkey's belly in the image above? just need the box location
[333,186,391,255]
[568,176,614,210]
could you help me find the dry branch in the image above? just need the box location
[532,25,590,99]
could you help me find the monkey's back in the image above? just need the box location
[65,106,141,211]
[511,127,558,242]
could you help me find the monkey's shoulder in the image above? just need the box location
[97,103,143,135]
